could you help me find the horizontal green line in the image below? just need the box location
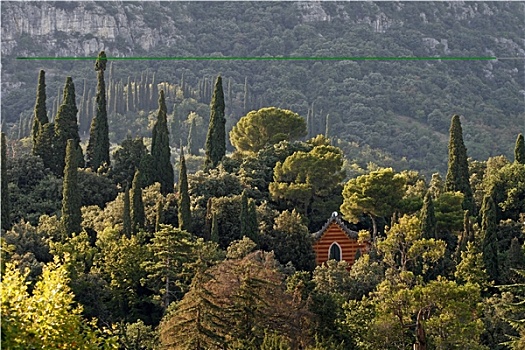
[16,56,500,61]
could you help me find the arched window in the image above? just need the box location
[329,242,341,261]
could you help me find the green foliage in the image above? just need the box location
[270,209,316,271]
[94,228,159,324]
[187,116,200,156]
[514,133,525,164]
[54,77,82,175]
[205,76,226,169]
[498,269,525,349]
[230,107,307,154]
[122,186,131,237]
[1,260,117,349]
[32,69,50,161]
[445,115,475,213]
[131,170,145,234]
[61,139,82,238]
[145,225,195,309]
[455,242,490,289]
[151,90,174,195]
[340,167,405,238]
[485,162,525,222]
[210,212,219,243]
[270,136,345,222]
[117,320,157,350]
[78,169,118,208]
[377,214,446,275]
[1,132,10,230]
[178,150,192,232]
[226,236,257,260]
[109,136,147,187]
[481,195,499,282]
[86,51,110,171]
[420,190,437,239]
[34,122,56,171]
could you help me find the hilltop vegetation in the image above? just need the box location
[2,1,524,175]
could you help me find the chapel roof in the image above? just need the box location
[312,211,359,241]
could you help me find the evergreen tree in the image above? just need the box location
[32,70,49,156]
[35,123,56,171]
[481,195,498,282]
[239,193,259,245]
[61,139,82,237]
[155,198,164,233]
[247,199,258,245]
[420,191,437,239]
[515,133,525,164]
[86,51,110,171]
[445,115,475,213]
[131,170,145,234]
[239,190,249,238]
[151,90,174,195]
[122,185,132,238]
[54,77,83,175]
[178,148,191,232]
[1,132,10,231]
[187,117,199,156]
[204,76,226,169]
[211,212,219,243]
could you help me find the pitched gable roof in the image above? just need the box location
[312,211,358,241]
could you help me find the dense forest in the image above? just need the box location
[2,1,524,176]
[2,1,525,349]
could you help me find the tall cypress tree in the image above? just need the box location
[54,77,83,175]
[239,190,249,238]
[445,115,474,213]
[35,123,56,170]
[247,199,258,245]
[1,132,10,231]
[204,76,225,169]
[481,195,498,282]
[86,51,110,171]
[151,90,174,195]
[178,148,191,232]
[515,133,525,164]
[187,117,199,156]
[420,191,437,239]
[131,169,145,234]
[32,70,49,154]
[210,212,219,243]
[61,139,82,238]
[122,184,132,238]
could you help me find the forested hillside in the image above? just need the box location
[2,2,525,349]
[2,1,524,175]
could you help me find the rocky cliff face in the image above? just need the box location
[1,1,182,57]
